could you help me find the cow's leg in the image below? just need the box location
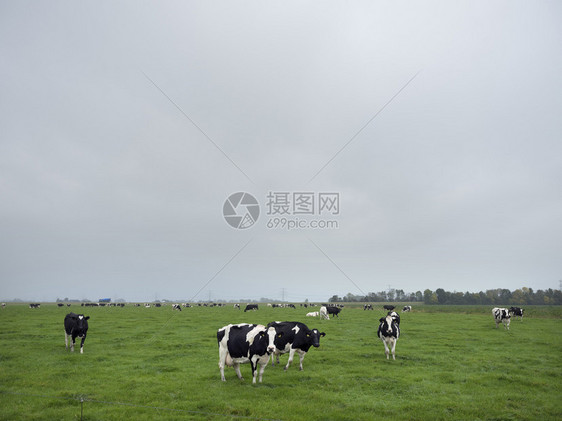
[65,331,69,349]
[218,348,227,381]
[297,350,306,370]
[219,360,226,382]
[80,334,86,354]
[250,360,258,384]
[382,339,390,359]
[71,333,77,352]
[390,338,396,360]
[257,361,267,383]
[284,348,296,371]
[233,363,243,381]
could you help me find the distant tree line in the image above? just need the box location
[329,287,561,305]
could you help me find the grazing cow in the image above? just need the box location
[244,304,259,312]
[233,304,240,309]
[57,303,64,307]
[377,314,400,360]
[267,321,326,371]
[383,305,395,311]
[306,311,319,317]
[402,306,411,312]
[29,303,40,309]
[172,304,182,311]
[217,323,279,383]
[509,306,524,321]
[64,313,90,354]
[492,307,511,330]
[364,304,373,310]
[319,306,329,320]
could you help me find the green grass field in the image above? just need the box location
[0,303,560,420]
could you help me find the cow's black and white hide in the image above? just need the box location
[266,321,325,371]
[217,323,279,383]
[509,306,524,321]
[377,314,400,360]
[64,313,90,354]
[492,307,511,330]
[388,311,400,326]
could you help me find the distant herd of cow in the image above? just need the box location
[4,301,524,383]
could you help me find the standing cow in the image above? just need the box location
[267,321,326,371]
[217,323,280,383]
[64,313,90,354]
[377,314,400,360]
[402,306,411,312]
[319,306,341,319]
[509,306,524,321]
[244,304,259,312]
[492,307,511,330]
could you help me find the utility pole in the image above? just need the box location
[281,288,286,302]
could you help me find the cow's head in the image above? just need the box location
[265,327,282,354]
[309,329,326,347]
[76,315,90,331]
[380,316,395,334]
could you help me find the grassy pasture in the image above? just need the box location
[0,303,560,420]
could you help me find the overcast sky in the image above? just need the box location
[1,1,561,302]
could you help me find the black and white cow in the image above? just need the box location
[492,307,511,330]
[402,306,411,312]
[383,305,395,311]
[388,311,400,327]
[266,321,326,371]
[172,304,182,311]
[244,304,259,312]
[509,306,524,321]
[29,303,40,309]
[217,323,280,383]
[377,314,400,360]
[320,306,341,319]
[233,304,240,309]
[64,313,90,354]
[364,304,373,310]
